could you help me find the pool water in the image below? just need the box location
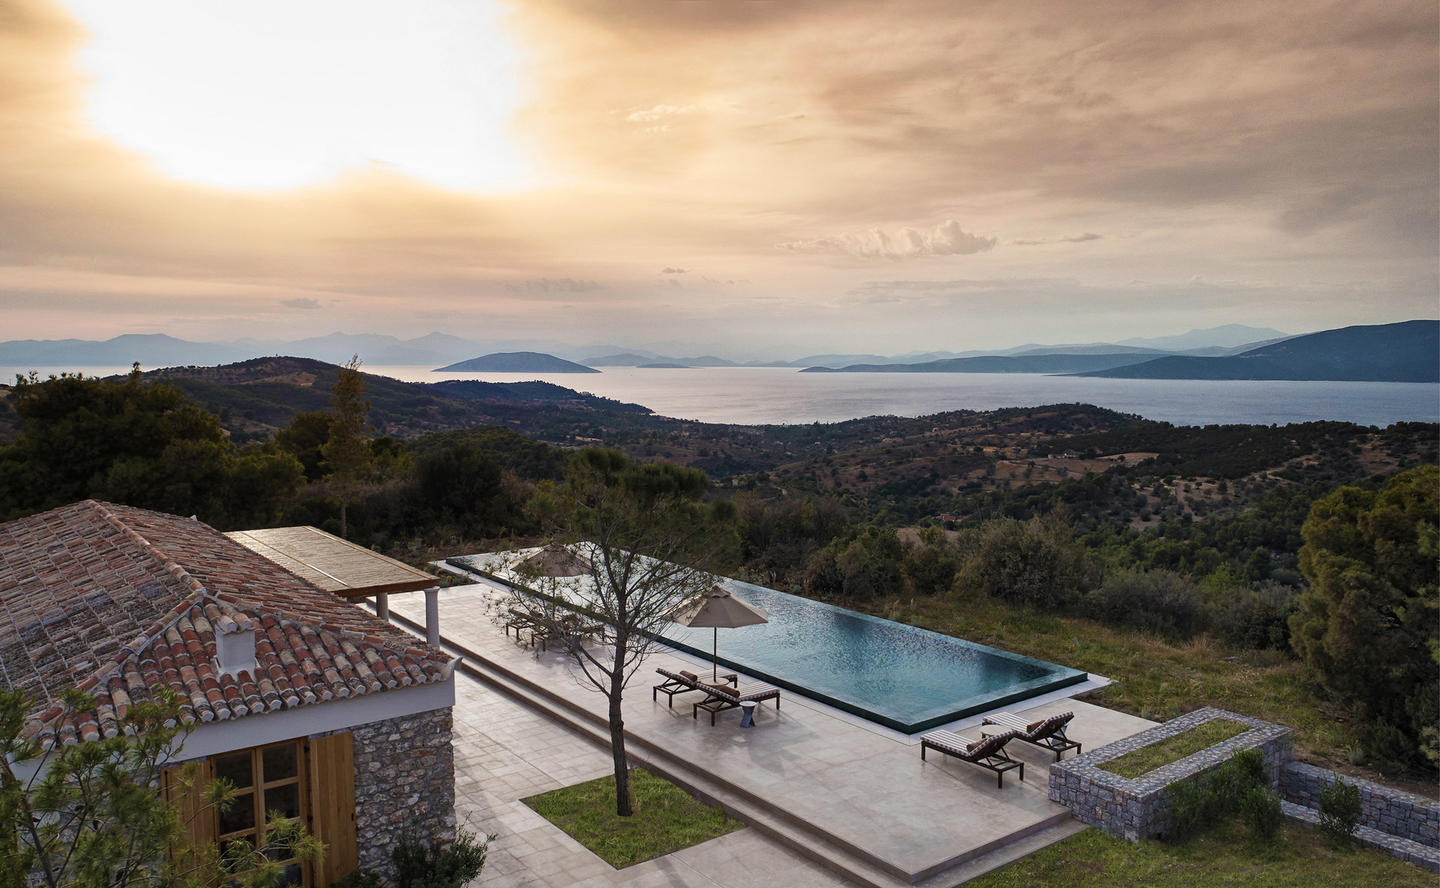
[658,581,1087,733]
[448,549,1087,734]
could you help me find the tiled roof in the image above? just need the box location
[0,501,455,747]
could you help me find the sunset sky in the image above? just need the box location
[1,0,1436,357]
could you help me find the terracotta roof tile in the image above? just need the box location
[0,501,454,746]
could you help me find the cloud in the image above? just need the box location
[853,278,1073,293]
[625,104,696,123]
[501,278,604,293]
[660,266,688,274]
[1013,233,1103,246]
[778,220,998,260]
[282,297,322,309]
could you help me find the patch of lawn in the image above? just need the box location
[862,594,1386,782]
[1099,718,1250,779]
[967,821,1432,888]
[522,767,743,868]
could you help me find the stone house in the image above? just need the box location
[0,500,459,886]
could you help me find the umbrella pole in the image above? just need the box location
[713,627,718,681]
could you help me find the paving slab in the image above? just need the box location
[446,659,845,886]
[392,583,1156,883]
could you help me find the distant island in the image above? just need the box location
[435,352,600,373]
[1077,320,1438,382]
[638,362,691,369]
[802,353,1163,375]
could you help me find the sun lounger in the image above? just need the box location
[692,681,781,726]
[981,710,1080,761]
[920,729,1024,787]
[652,668,736,706]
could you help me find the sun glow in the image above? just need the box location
[62,0,532,192]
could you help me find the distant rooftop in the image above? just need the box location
[226,526,435,599]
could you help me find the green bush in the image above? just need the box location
[332,868,383,888]
[1242,786,1283,840]
[392,830,492,888]
[1165,748,1273,842]
[1317,779,1362,845]
[1086,569,1208,638]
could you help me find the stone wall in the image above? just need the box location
[1048,707,1293,841]
[1281,761,1438,848]
[350,706,457,877]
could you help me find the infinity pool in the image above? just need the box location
[658,581,1087,733]
[450,550,1086,733]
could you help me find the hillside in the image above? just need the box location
[435,351,599,373]
[134,357,645,443]
[1082,320,1439,382]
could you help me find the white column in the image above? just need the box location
[375,592,390,621]
[424,586,440,647]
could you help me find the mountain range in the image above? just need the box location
[812,320,1436,383]
[1079,320,1438,382]
[5,321,1435,382]
[0,324,1290,371]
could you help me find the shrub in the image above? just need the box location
[1213,582,1298,651]
[1242,786,1284,840]
[1164,748,1273,842]
[393,830,492,888]
[1086,569,1208,638]
[332,869,383,888]
[1318,779,1362,845]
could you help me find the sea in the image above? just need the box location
[3,364,1437,428]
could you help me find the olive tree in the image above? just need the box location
[508,450,730,816]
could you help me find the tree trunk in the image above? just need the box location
[609,679,632,816]
[339,499,348,538]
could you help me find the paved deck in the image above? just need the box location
[449,668,845,886]
[392,583,1156,886]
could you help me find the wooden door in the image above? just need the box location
[162,758,216,879]
[306,732,357,885]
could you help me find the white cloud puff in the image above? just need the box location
[778,220,998,260]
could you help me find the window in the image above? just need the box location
[212,740,308,887]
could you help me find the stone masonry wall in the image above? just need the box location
[1049,707,1292,841]
[350,706,457,878]
[1281,761,1439,848]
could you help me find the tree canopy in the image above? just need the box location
[0,369,302,528]
[1290,465,1439,773]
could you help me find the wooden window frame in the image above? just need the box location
[213,739,311,888]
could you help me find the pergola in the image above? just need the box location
[225,526,443,645]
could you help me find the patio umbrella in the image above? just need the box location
[516,544,593,578]
[668,585,769,681]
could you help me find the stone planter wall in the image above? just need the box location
[1048,707,1292,841]
[1281,761,1439,848]
[350,706,457,878]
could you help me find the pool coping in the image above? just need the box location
[445,551,1090,735]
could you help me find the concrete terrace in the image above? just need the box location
[387,582,1156,887]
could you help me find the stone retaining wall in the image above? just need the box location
[1048,707,1292,840]
[350,706,457,878]
[1281,761,1438,848]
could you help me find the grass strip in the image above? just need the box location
[1099,718,1250,779]
[968,820,1430,888]
[522,767,743,868]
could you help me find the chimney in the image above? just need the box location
[216,625,257,679]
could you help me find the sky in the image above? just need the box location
[1,0,1436,358]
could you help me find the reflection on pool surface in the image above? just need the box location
[448,550,1086,734]
[658,581,1087,733]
